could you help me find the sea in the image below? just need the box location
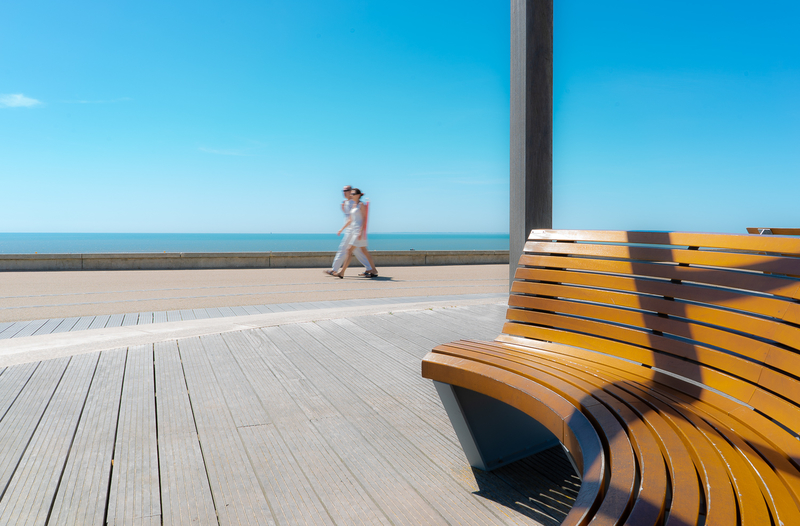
[0,233,509,254]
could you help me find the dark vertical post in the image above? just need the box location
[510,0,553,286]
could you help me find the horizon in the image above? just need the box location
[2,1,799,235]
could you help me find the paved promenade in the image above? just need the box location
[0,266,578,525]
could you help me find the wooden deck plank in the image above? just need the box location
[106,314,125,329]
[204,307,223,318]
[242,305,261,315]
[191,308,210,320]
[106,345,161,526]
[223,330,389,525]
[153,311,167,324]
[218,306,236,317]
[0,321,30,340]
[178,336,274,526]
[49,349,127,526]
[0,359,70,497]
[0,353,99,525]
[286,321,542,525]
[0,322,14,335]
[51,317,81,334]
[10,319,48,338]
[0,363,39,420]
[265,324,450,526]
[71,316,95,332]
[178,309,196,321]
[204,332,336,526]
[88,315,110,330]
[31,317,65,336]
[166,310,181,322]
[121,313,139,326]
[137,312,154,325]
[230,306,249,316]
[153,340,217,526]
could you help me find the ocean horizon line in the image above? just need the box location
[0,232,510,255]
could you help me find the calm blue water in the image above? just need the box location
[0,233,509,254]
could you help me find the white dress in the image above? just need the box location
[344,203,367,248]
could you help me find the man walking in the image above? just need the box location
[326,185,375,277]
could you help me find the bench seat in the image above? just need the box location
[422,230,800,526]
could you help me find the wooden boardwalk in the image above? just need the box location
[0,302,578,525]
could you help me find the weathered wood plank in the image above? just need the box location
[178,309,196,321]
[0,359,70,497]
[153,311,167,324]
[31,318,65,336]
[106,314,125,329]
[137,312,154,325]
[230,306,249,316]
[153,340,217,526]
[283,322,532,525]
[264,325,450,525]
[88,315,110,330]
[223,330,385,525]
[49,349,127,526]
[51,317,80,334]
[206,332,335,526]
[218,307,236,317]
[191,309,209,320]
[0,363,39,420]
[121,313,139,326]
[0,353,99,525]
[71,316,95,332]
[178,336,274,526]
[9,319,48,338]
[106,345,160,526]
[0,322,31,339]
[166,310,181,322]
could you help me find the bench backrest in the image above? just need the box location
[502,230,800,435]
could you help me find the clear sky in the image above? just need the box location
[1,1,798,234]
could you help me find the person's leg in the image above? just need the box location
[329,234,349,272]
[337,246,355,277]
[353,247,373,270]
[362,248,378,275]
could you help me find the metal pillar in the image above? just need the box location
[510,0,553,286]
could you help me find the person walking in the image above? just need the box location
[336,188,378,278]
[326,185,375,277]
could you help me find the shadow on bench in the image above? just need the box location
[423,230,800,526]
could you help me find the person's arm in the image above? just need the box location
[337,216,352,236]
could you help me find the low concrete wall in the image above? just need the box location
[0,250,509,271]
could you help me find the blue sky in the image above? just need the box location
[1,1,798,234]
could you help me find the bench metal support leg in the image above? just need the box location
[434,381,558,471]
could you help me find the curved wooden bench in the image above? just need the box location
[422,230,800,526]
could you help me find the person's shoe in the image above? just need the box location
[324,270,336,276]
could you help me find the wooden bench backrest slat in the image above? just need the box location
[511,280,799,351]
[507,230,800,434]
[518,255,800,302]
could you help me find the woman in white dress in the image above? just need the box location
[336,188,378,278]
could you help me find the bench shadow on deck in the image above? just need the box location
[0,302,577,526]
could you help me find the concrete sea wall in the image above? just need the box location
[0,250,509,271]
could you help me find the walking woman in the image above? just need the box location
[336,188,378,278]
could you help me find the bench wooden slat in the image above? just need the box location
[518,254,800,302]
[511,275,800,349]
[524,240,800,278]
[508,295,772,378]
[527,229,800,254]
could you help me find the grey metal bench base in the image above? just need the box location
[434,381,561,472]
